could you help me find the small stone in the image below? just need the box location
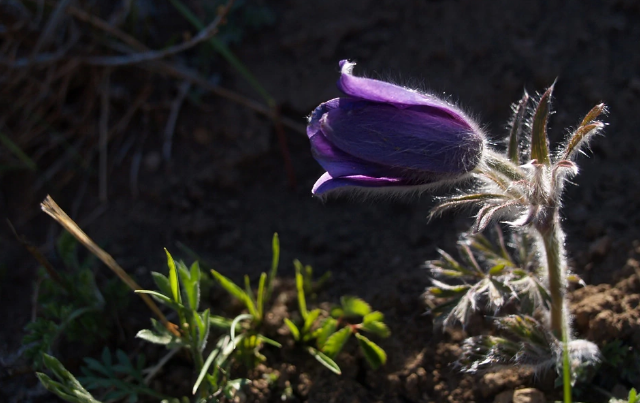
[494,390,514,403]
[513,388,545,403]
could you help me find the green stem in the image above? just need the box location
[539,223,564,338]
[536,210,571,403]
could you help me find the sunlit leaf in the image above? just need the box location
[284,318,300,341]
[303,309,321,335]
[223,378,251,400]
[322,327,352,359]
[270,233,280,282]
[315,318,337,349]
[257,272,267,320]
[530,85,554,165]
[330,307,344,319]
[209,315,235,330]
[37,354,101,403]
[134,290,182,310]
[294,260,308,319]
[193,335,240,395]
[230,314,253,344]
[340,296,371,317]
[363,311,384,324]
[165,249,181,304]
[210,270,257,317]
[151,272,172,299]
[561,116,605,161]
[307,347,341,375]
[508,92,529,164]
[359,320,390,338]
[178,261,200,311]
[355,333,387,369]
[256,334,282,348]
[488,264,506,276]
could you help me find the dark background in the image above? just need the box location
[2,0,639,401]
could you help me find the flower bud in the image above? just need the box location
[307,60,485,196]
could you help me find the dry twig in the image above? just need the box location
[40,195,180,336]
[82,0,235,66]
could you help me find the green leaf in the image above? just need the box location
[257,272,267,320]
[488,263,507,276]
[307,347,341,375]
[209,315,235,330]
[150,272,172,299]
[284,318,300,341]
[223,378,251,400]
[363,311,384,324]
[580,103,606,126]
[270,233,280,281]
[210,270,257,317]
[38,354,102,403]
[341,296,371,317]
[508,92,529,164]
[256,334,282,348]
[136,329,175,346]
[178,261,200,311]
[165,249,181,304]
[628,388,638,403]
[330,307,344,319]
[359,320,391,338]
[315,318,337,349]
[427,280,470,298]
[322,327,352,359]
[230,313,253,344]
[134,290,182,309]
[355,333,387,369]
[483,152,525,182]
[433,248,478,277]
[303,309,321,335]
[136,319,184,347]
[195,309,211,351]
[193,335,242,395]
[244,275,255,307]
[294,260,308,319]
[560,122,604,161]
[530,84,554,165]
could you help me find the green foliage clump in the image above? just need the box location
[283,260,389,373]
[23,231,129,369]
[34,233,390,403]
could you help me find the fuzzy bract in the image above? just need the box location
[307,60,486,196]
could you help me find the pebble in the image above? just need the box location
[513,388,545,403]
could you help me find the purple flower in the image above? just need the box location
[307,60,485,196]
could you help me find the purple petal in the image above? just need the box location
[309,130,394,178]
[338,60,470,126]
[321,101,483,173]
[307,98,341,139]
[312,172,406,195]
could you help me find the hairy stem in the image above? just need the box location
[536,208,572,401]
[539,221,564,338]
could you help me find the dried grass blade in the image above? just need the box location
[40,195,179,336]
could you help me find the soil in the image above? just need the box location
[2,0,640,402]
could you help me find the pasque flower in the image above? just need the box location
[307,60,486,196]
